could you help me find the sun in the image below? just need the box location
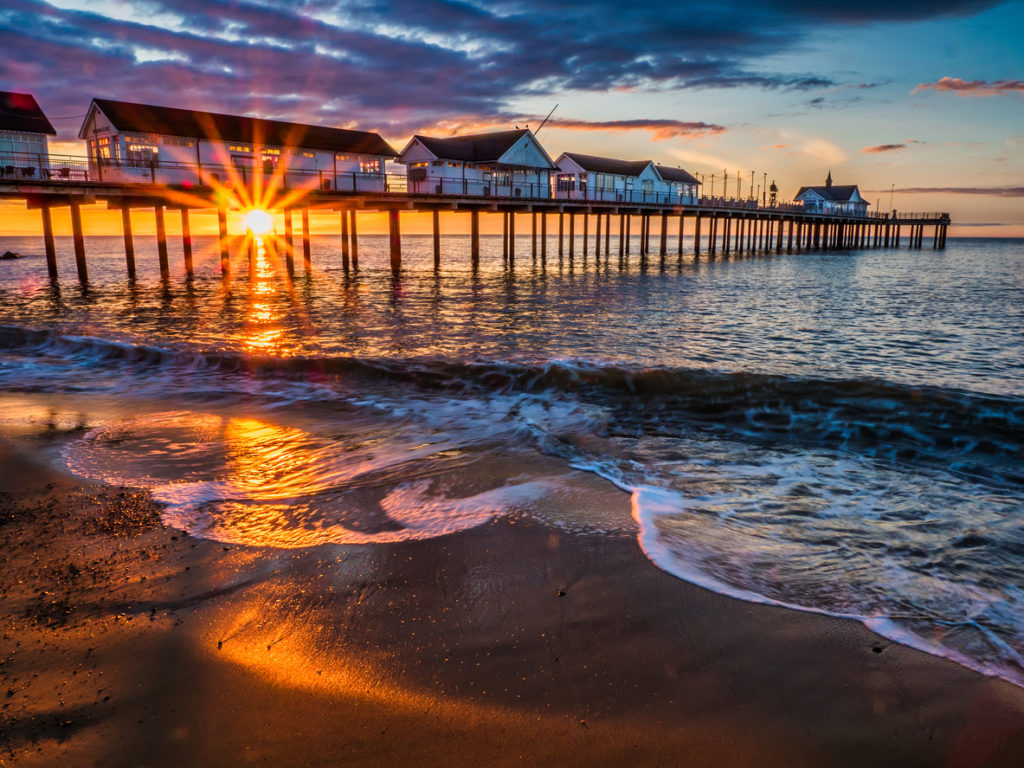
[245,208,274,235]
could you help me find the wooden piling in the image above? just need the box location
[301,208,311,270]
[694,214,702,256]
[218,206,229,275]
[341,210,350,270]
[678,213,685,258]
[180,209,193,277]
[120,208,135,278]
[284,210,294,274]
[154,206,169,280]
[433,210,441,269]
[349,210,359,268]
[69,202,87,283]
[568,213,575,259]
[41,206,57,279]
[541,212,547,262]
[558,213,564,256]
[659,212,668,256]
[388,209,401,272]
[509,211,515,264]
[531,212,537,261]
[618,214,625,259]
[582,212,588,256]
[502,213,509,260]
[470,210,480,266]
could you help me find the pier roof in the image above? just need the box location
[560,152,652,177]
[0,92,57,135]
[81,98,397,156]
[411,129,530,162]
[654,164,700,184]
[795,184,861,202]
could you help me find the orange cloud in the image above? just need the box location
[912,77,1024,97]
[543,118,726,140]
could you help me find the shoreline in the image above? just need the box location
[3,436,1024,766]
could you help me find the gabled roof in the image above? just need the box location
[0,91,56,135]
[407,129,552,165]
[654,164,700,185]
[560,152,652,177]
[80,98,397,156]
[795,184,863,203]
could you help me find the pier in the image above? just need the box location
[0,160,950,283]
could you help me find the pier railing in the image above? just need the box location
[0,150,949,222]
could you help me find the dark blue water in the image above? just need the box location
[1,233,1022,687]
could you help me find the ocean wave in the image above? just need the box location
[2,323,1021,489]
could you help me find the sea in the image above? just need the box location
[1,231,1022,687]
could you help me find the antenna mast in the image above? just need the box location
[534,104,559,134]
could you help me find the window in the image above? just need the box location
[360,158,382,174]
[556,173,575,192]
[229,144,251,153]
[126,140,159,167]
[335,153,353,162]
[431,160,444,167]
[161,137,195,148]
[448,162,462,168]
[301,151,315,159]
[642,180,653,193]
[410,161,428,168]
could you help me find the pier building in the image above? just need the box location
[0,92,56,180]
[77,98,398,191]
[553,153,700,204]
[397,129,556,197]
[795,172,869,216]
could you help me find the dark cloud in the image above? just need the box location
[872,186,1024,196]
[862,143,906,153]
[543,118,726,140]
[913,77,1024,96]
[0,0,1010,142]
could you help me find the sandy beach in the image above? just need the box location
[2,434,1024,768]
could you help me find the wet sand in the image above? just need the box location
[3,436,1024,767]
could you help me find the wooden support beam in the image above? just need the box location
[471,210,480,266]
[508,211,515,264]
[531,212,537,261]
[502,212,509,260]
[388,209,401,272]
[604,211,611,255]
[433,210,441,269]
[284,210,294,274]
[70,202,87,283]
[776,218,784,251]
[541,212,547,262]
[709,215,717,256]
[582,212,589,257]
[558,213,564,256]
[301,208,311,270]
[41,206,57,279]
[693,214,702,256]
[218,206,229,275]
[659,212,668,256]
[180,209,193,276]
[678,213,685,258]
[624,214,631,255]
[787,219,794,252]
[618,214,625,260]
[350,210,359,268]
[568,212,575,259]
[117,207,135,278]
[341,210,350,270]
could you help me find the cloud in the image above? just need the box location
[543,118,726,140]
[862,143,907,153]
[912,77,1024,97]
[867,186,1024,197]
[0,0,1009,143]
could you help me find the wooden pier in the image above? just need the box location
[0,176,951,283]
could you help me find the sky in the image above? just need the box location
[1,0,1022,236]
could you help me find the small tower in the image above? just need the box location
[825,170,833,188]
[769,179,778,207]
